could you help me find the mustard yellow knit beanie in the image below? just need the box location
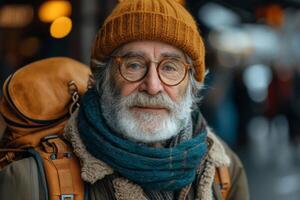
[91,0,206,82]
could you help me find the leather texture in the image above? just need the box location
[38,137,84,200]
[5,57,90,121]
[0,57,90,200]
[0,57,91,148]
[214,166,231,200]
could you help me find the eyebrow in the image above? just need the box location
[119,51,145,57]
[160,52,184,59]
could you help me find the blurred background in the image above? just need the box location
[0,0,300,199]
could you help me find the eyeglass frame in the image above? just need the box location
[112,55,191,86]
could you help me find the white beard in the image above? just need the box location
[100,83,193,143]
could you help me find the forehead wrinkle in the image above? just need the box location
[118,42,186,61]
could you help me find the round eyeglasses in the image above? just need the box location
[113,55,191,86]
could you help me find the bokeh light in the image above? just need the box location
[39,1,72,23]
[50,16,72,39]
[0,5,34,28]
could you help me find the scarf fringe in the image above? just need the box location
[64,112,230,200]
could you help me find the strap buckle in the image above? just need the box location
[61,194,74,200]
[40,134,72,160]
[41,134,61,142]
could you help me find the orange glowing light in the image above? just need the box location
[50,16,72,38]
[266,5,284,27]
[0,5,34,28]
[39,1,71,23]
[255,4,284,27]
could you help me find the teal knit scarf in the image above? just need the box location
[77,89,208,191]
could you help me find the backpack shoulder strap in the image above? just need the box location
[0,136,85,200]
[214,166,231,200]
[37,135,84,200]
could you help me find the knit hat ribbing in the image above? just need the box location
[91,0,206,82]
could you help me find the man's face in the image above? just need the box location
[100,41,193,143]
[115,41,189,109]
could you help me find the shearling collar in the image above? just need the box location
[64,110,230,200]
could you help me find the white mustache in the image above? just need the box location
[122,92,179,111]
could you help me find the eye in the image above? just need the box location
[126,62,144,70]
[124,56,147,72]
[161,63,178,72]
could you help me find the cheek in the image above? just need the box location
[164,79,189,102]
[120,83,140,96]
[115,74,140,97]
[163,86,182,102]
[113,73,139,97]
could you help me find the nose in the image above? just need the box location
[138,63,164,95]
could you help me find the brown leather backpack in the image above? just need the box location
[0,57,91,200]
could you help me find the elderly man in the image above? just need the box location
[64,0,249,199]
[0,0,248,200]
